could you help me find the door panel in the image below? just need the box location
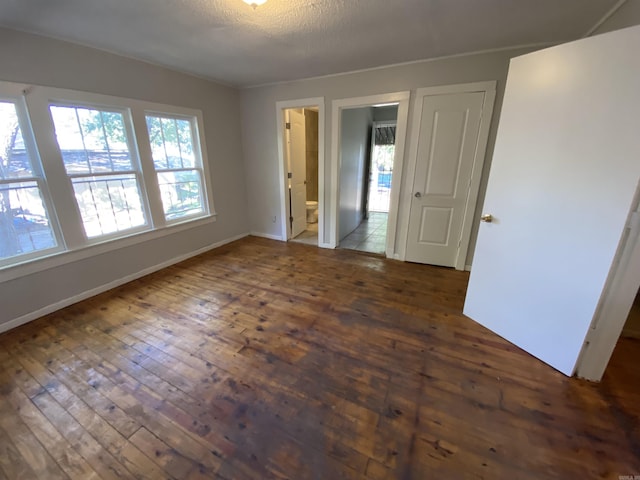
[406,92,484,267]
[463,26,640,376]
[418,207,452,245]
[289,110,307,238]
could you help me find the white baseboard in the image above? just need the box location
[465,264,472,272]
[318,242,335,249]
[250,231,284,241]
[0,232,249,334]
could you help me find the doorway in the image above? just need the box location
[276,98,325,246]
[330,92,410,256]
[284,108,319,246]
[339,109,399,254]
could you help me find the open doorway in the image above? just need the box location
[284,108,319,246]
[366,120,397,215]
[276,98,324,246]
[329,92,410,258]
[339,106,399,255]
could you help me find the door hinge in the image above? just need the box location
[285,122,291,129]
[288,172,292,179]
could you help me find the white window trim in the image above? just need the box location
[0,87,66,267]
[0,81,216,281]
[144,111,209,225]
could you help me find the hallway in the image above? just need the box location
[339,212,387,254]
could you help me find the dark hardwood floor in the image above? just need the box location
[0,236,638,479]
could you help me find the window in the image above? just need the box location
[0,100,58,264]
[50,105,147,238]
[0,81,214,273]
[145,114,205,221]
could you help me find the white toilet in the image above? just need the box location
[305,201,318,223]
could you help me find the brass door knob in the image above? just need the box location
[481,214,493,223]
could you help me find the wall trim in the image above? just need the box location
[1,210,218,284]
[250,231,284,241]
[243,43,554,90]
[0,232,249,334]
[583,0,629,37]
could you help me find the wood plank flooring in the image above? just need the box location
[0,236,638,479]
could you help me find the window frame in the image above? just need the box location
[48,101,153,242]
[0,81,216,279]
[144,110,210,224]
[0,86,65,268]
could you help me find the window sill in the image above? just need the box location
[0,213,217,283]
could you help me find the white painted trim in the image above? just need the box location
[455,84,497,271]
[318,242,334,250]
[385,99,410,259]
[0,80,218,281]
[465,264,472,272]
[250,231,283,241]
[331,91,411,251]
[243,43,554,90]
[583,0,629,37]
[400,81,496,271]
[275,97,325,244]
[0,232,249,334]
[0,214,217,283]
[576,184,640,381]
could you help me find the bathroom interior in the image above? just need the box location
[288,107,320,246]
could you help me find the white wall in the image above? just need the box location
[373,105,399,123]
[240,46,539,261]
[0,27,249,329]
[593,0,640,34]
[339,107,372,240]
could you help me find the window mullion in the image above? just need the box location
[24,89,87,249]
[131,109,165,228]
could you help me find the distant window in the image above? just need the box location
[50,105,147,238]
[0,101,58,264]
[145,114,206,221]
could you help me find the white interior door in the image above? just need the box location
[288,109,307,238]
[405,91,485,268]
[464,26,640,376]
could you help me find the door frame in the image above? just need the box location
[576,183,640,381]
[400,81,496,270]
[276,98,325,243]
[366,120,397,216]
[330,92,410,255]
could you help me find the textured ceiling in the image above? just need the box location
[0,0,620,87]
